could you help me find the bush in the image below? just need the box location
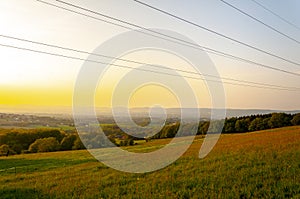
[129,139,134,146]
[0,144,16,156]
[29,137,60,153]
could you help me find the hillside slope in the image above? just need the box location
[0,126,299,198]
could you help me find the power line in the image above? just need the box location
[250,0,300,32]
[37,0,242,59]
[0,42,299,91]
[133,0,300,67]
[36,0,300,77]
[220,0,300,45]
[35,0,235,58]
[2,34,300,90]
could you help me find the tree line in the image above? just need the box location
[222,112,300,133]
[0,127,135,156]
[147,112,300,139]
[0,113,299,155]
[0,129,85,156]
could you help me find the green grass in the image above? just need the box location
[0,126,299,198]
[0,151,96,175]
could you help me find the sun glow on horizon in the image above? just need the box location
[0,0,300,112]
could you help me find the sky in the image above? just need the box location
[0,0,300,112]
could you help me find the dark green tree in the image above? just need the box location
[235,118,250,133]
[291,113,300,125]
[60,134,77,151]
[268,113,291,129]
[198,121,210,135]
[248,118,264,131]
[223,117,237,133]
[262,118,270,129]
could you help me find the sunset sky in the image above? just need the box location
[0,0,300,112]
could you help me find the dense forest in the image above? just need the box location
[0,112,299,156]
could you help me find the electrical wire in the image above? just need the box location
[249,0,300,32]
[133,0,300,67]
[220,0,300,45]
[0,42,299,91]
[36,0,300,77]
[1,34,300,90]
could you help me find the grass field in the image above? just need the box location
[0,126,299,198]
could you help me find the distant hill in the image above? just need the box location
[0,105,299,120]
[115,107,300,119]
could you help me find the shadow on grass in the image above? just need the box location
[0,157,97,175]
[0,188,51,199]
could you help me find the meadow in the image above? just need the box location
[0,126,299,198]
